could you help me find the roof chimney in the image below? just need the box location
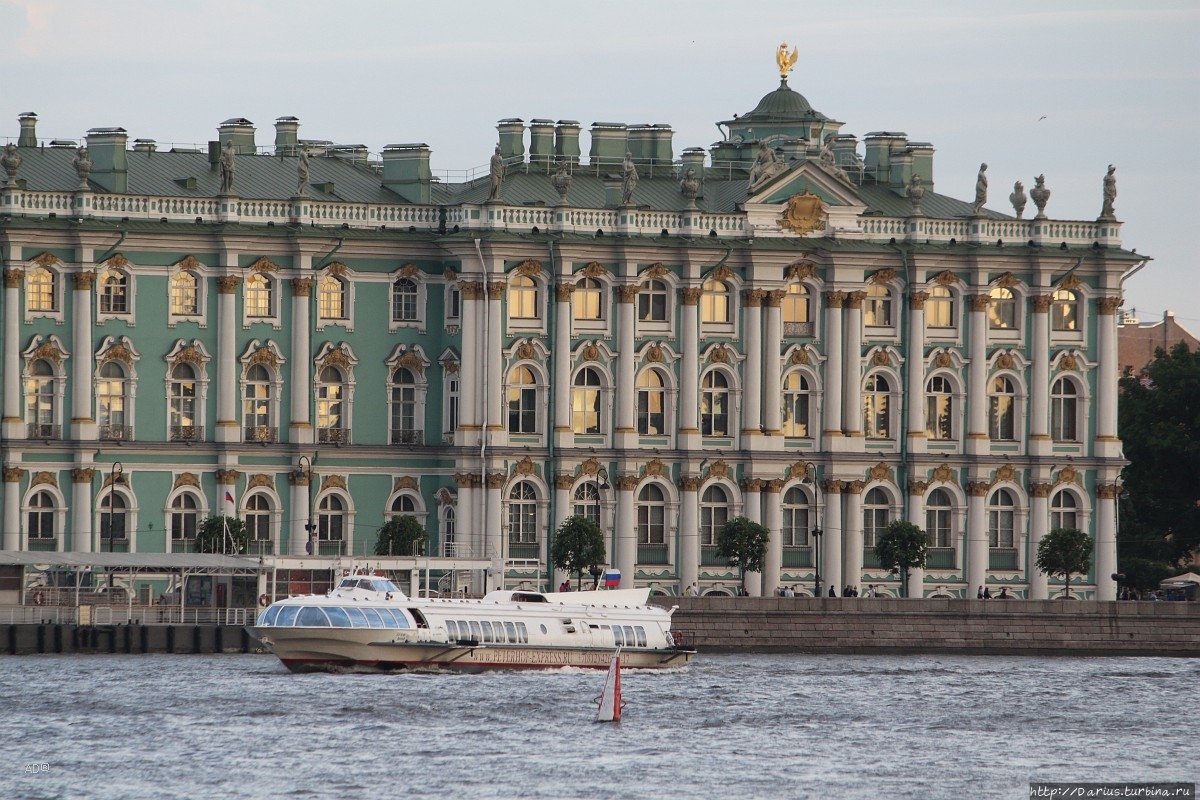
[274,116,300,156]
[554,121,581,168]
[85,127,129,193]
[17,112,37,147]
[497,119,526,163]
[381,143,432,204]
[588,122,627,176]
[528,119,555,173]
[218,118,257,154]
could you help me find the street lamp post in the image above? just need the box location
[803,462,822,598]
[297,455,314,555]
[106,462,123,588]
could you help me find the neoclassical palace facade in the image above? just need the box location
[0,59,1142,598]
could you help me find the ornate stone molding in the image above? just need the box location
[909,291,929,310]
[844,480,865,495]
[103,253,131,270]
[643,459,668,479]
[617,285,639,304]
[966,481,990,497]
[459,281,484,301]
[1058,353,1079,372]
[740,478,763,493]
[1055,465,1080,486]
[907,480,929,496]
[173,473,200,490]
[932,464,958,485]
[933,270,960,286]
[933,350,953,369]
[247,257,280,273]
[4,268,24,288]
[177,255,202,272]
[248,474,275,490]
[453,473,473,489]
[581,344,600,362]
[869,463,893,482]
[823,479,844,494]
[871,350,892,367]
[680,287,702,306]
[870,268,898,284]
[511,259,543,277]
[646,344,664,363]
[555,283,575,302]
[578,458,604,478]
[72,272,96,290]
[993,464,1019,485]
[288,471,311,487]
[823,290,845,309]
[1028,482,1052,498]
[215,469,241,485]
[743,289,766,308]
[513,457,537,477]
[395,476,419,491]
[785,261,818,282]
[706,460,730,480]
[968,294,989,312]
[1097,296,1122,315]
[790,349,810,365]
[69,469,93,484]
[486,281,506,301]
[554,473,574,490]
[320,475,347,492]
[764,289,785,308]
[1031,294,1052,313]
[485,472,505,489]
[216,276,242,294]
[615,474,639,491]
[994,272,1020,289]
[1097,483,1121,500]
[765,479,785,494]
[290,277,314,297]
[845,290,866,310]
[679,475,701,492]
[3,466,27,482]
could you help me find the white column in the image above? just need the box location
[1028,484,1050,599]
[763,291,784,435]
[552,474,571,589]
[2,468,23,550]
[554,283,573,429]
[1029,296,1051,446]
[906,486,926,597]
[822,482,844,595]
[741,292,763,437]
[679,289,700,435]
[71,272,96,439]
[1095,484,1118,601]
[823,292,844,436]
[843,483,864,593]
[966,294,988,451]
[289,277,313,445]
[215,277,241,442]
[485,473,502,587]
[615,286,637,434]
[842,292,864,437]
[72,469,94,552]
[457,281,481,443]
[742,478,763,595]
[289,474,310,555]
[966,484,988,596]
[485,282,505,434]
[762,481,783,597]
[454,474,475,559]
[678,476,699,592]
[1096,299,1121,442]
[907,293,928,446]
[2,269,22,427]
[615,475,637,589]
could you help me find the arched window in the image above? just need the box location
[508,275,539,319]
[637,484,666,545]
[170,494,199,541]
[988,376,1016,441]
[243,363,274,442]
[700,278,729,323]
[245,273,273,318]
[506,366,538,434]
[100,493,127,544]
[783,284,810,325]
[573,482,601,527]
[782,372,811,439]
[25,358,57,438]
[926,375,954,440]
[27,490,56,541]
[988,489,1016,548]
[318,495,345,543]
[863,487,890,547]
[442,507,457,556]
[1051,289,1078,332]
[245,494,272,543]
[391,277,418,322]
[636,369,666,435]
[170,271,199,316]
[507,482,538,551]
[572,277,603,321]
[925,488,952,548]
[97,361,128,441]
[1051,492,1078,531]
[1050,377,1079,442]
[571,367,602,434]
[700,485,729,546]
[988,287,1016,330]
[863,374,891,439]
[927,285,954,329]
[99,269,128,315]
[639,279,668,322]
[700,370,730,437]
[318,275,347,320]
[28,266,56,312]
[782,486,810,547]
[864,284,892,327]
[390,494,418,516]
[390,367,419,444]
[169,362,199,441]
[316,366,346,443]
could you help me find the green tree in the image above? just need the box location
[551,516,606,590]
[1118,342,1200,571]
[716,516,769,591]
[1036,527,1094,600]
[194,515,248,554]
[374,516,426,556]
[874,520,928,598]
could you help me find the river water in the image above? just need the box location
[2,652,1195,799]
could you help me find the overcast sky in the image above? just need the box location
[2,0,1196,326]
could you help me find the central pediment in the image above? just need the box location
[743,161,868,239]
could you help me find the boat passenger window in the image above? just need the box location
[504,622,517,642]
[469,621,482,641]
[339,579,356,590]
[481,621,494,642]
[277,606,300,627]
[517,622,529,643]
[375,608,401,628]
[344,607,369,628]
[297,607,331,627]
[611,626,624,647]
[260,606,282,626]
[357,579,374,591]
[623,626,635,645]
[361,608,385,627]
[446,620,459,639]
[409,609,429,628]
[635,626,647,647]
[324,606,351,627]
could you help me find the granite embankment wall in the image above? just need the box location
[4,623,257,656]
[653,597,1200,657]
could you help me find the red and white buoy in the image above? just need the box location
[594,647,624,722]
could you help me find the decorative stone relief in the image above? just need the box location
[513,457,537,477]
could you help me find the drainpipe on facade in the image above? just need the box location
[544,238,558,593]
[473,238,492,593]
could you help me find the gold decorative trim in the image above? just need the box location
[870,268,898,284]
[396,476,419,491]
[579,458,604,478]
[933,350,952,369]
[679,475,702,492]
[968,294,989,312]
[641,263,670,280]
[290,277,314,297]
[248,347,279,369]
[1098,296,1122,315]
[72,272,96,290]
[871,350,891,367]
[994,272,1020,289]
[320,475,347,492]
[512,259,543,277]
[680,287,702,306]
[33,252,60,268]
[103,254,131,269]
[908,479,929,496]
[174,473,200,489]
[3,466,27,482]
[933,270,960,286]
[177,255,202,271]
[247,257,280,273]
[1029,482,1052,498]
[248,473,275,490]
[37,470,62,487]
[993,464,1019,485]
[644,459,668,478]
[215,469,241,485]
[1058,353,1078,372]
[216,276,242,294]
[823,290,845,309]
[785,261,817,282]
[581,344,600,362]
[646,344,664,363]
[397,263,420,278]
[513,457,537,477]
[869,462,892,482]
[706,460,730,480]
[779,186,826,235]
[994,352,1016,371]
[790,349,810,366]
[932,464,957,485]
[579,261,608,278]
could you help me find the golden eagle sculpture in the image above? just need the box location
[776,42,799,78]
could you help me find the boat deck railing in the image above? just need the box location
[0,604,260,626]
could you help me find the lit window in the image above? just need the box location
[170,271,199,315]
[782,486,810,547]
[572,277,603,321]
[96,361,127,440]
[637,369,666,435]
[637,484,666,545]
[700,485,729,546]
[27,267,56,312]
[988,376,1016,441]
[782,372,810,438]
[24,359,57,436]
[926,375,954,440]
[783,284,809,324]
[392,278,418,322]
[571,367,602,434]
[508,275,539,319]
[639,279,668,322]
[245,273,273,318]
[243,363,273,441]
[99,270,128,315]
[988,287,1016,330]
[316,366,345,439]
[169,362,199,441]
[506,366,538,433]
[927,286,954,328]
[1051,289,1078,332]
[318,275,346,320]
[1050,377,1078,442]
[863,487,890,547]
[864,284,892,327]
[988,489,1015,548]
[863,374,891,439]
[926,489,952,548]
[700,279,729,323]
[700,370,730,437]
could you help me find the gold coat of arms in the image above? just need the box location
[779,186,826,235]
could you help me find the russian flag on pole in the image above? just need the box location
[225,491,234,505]
[604,569,621,588]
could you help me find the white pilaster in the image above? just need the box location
[289,277,313,445]
[552,475,570,588]
[842,293,864,438]
[1028,484,1050,599]
[2,268,22,428]
[2,470,22,550]
[966,484,988,595]
[822,482,844,595]
[553,284,573,442]
[966,294,988,453]
[741,292,763,437]
[215,276,241,443]
[485,282,504,435]
[763,291,784,436]
[823,293,844,437]
[762,481,783,597]
[615,475,637,589]
[906,486,926,597]
[1096,299,1121,446]
[615,286,636,435]
[289,475,310,555]
[907,294,927,451]
[843,484,864,592]
[485,475,502,586]
[72,470,93,552]
[742,479,763,595]
[678,477,699,592]
[1029,295,1051,450]
[457,281,480,444]
[679,289,700,436]
[71,272,96,440]
[1095,485,1118,601]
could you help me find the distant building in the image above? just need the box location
[0,52,1142,600]
[1119,310,1199,374]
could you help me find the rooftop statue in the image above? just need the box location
[219,140,236,194]
[680,167,700,206]
[1,142,21,185]
[906,174,925,215]
[1100,164,1117,220]
[73,145,93,189]
[748,141,786,192]
[487,145,505,202]
[551,158,572,204]
[296,148,310,197]
[621,152,638,205]
[1009,180,1026,219]
[1031,174,1051,219]
[776,42,798,78]
[972,162,988,215]
[819,134,853,187]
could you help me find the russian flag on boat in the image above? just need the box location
[604,569,621,588]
